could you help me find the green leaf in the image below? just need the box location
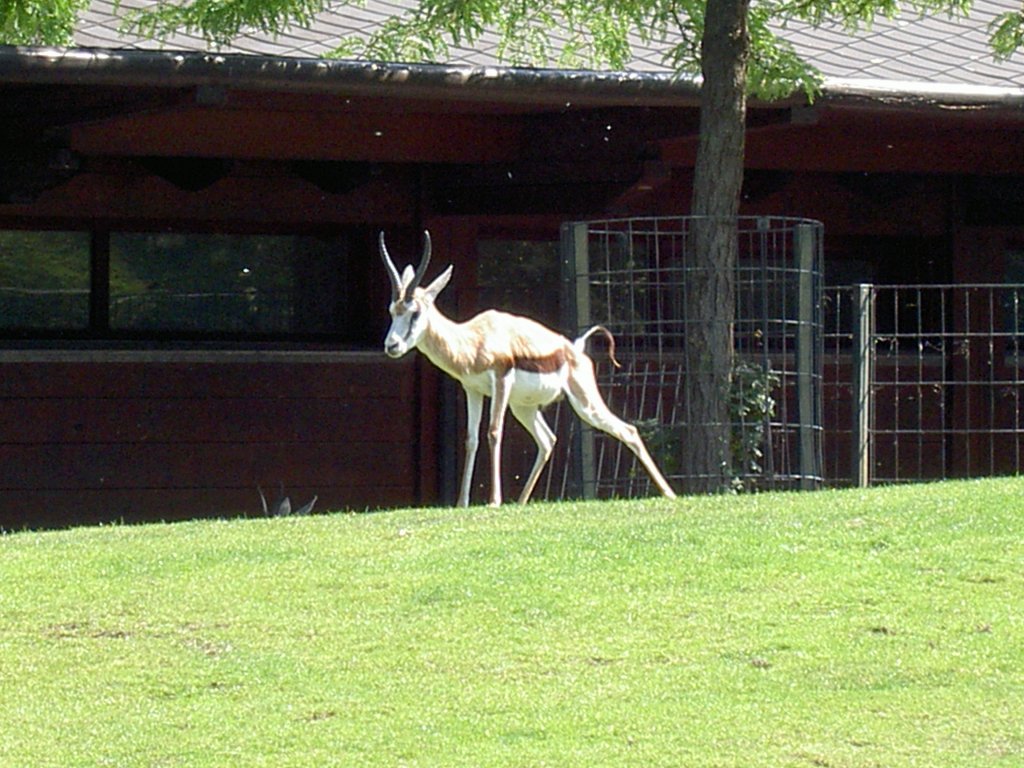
[119,0,332,47]
[990,9,1024,61]
[0,0,90,45]
[7,0,1021,97]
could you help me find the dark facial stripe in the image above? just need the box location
[514,349,566,374]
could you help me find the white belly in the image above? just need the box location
[509,369,567,406]
[461,368,566,407]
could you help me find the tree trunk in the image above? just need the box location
[682,0,750,493]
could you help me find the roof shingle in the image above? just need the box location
[71,0,1024,90]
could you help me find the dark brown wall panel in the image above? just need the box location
[0,396,408,444]
[0,357,421,529]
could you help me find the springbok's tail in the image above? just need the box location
[574,325,622,369]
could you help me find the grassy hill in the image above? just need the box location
[1,479,1022,766]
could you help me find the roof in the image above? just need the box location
[782,4,1021,89]
[72,0,1024,91]
[1,0,1020,112]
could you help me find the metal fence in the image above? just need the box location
[543,268,1024,496]
[825,283,1024,486]
[551,216,824,498]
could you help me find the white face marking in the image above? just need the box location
[384,299,424,358]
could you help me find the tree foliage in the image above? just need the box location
[110,0,1012,99]
[991,6,1024,60]
[0,0,90,45]
[120,0,330,45]
[3,0,1017,95]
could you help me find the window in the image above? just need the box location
[1002,248,1024,349]
[109,233,349,336]
[823,236,951,346]
[0,231,90,330]
[0,228,370,345]
[477,239,561,329]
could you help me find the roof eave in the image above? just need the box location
[0,45,703,107]
[820,77,1024,112]
[3,45,1023,113]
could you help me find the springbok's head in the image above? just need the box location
[380,230,453,358]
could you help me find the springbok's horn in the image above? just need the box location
[408,230,432,294]
[379,231,403,302]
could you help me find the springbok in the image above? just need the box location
[380,230,677,506]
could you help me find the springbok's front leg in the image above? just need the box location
[458,390,484,507]
[487,370,515,506]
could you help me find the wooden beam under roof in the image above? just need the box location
[69,104,524,163]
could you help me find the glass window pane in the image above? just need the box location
[109,233,349,335]
[0,230,90,330]
[477,240,560,329]
[1003,249,1024,340]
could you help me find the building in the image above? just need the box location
[1,0,1023,526]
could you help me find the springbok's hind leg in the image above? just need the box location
[565,362,677,499]
[510,403,557,504]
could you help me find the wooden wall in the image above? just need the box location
[0,354,428,529]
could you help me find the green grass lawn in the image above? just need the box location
[1,479,1022,767]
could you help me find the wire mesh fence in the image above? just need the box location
[545,215,1024,496]
[550,216,824,498]
[824,283,1024,485]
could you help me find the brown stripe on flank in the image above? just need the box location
[514,349,566,374]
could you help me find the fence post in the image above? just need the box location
[795,224,820,489]
[560,222,596,499]
[852,283,875,487]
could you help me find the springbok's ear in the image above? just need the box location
[399,265,416,294]
[423,265,453,300]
